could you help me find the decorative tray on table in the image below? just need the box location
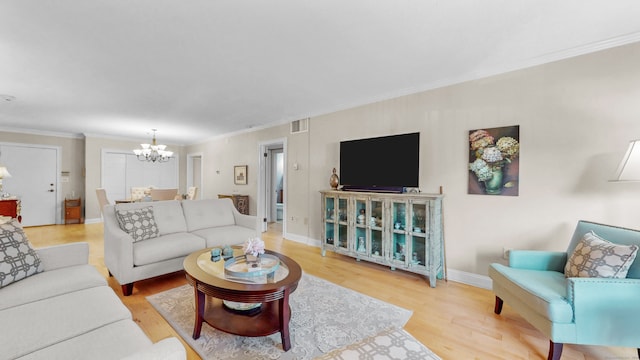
[224,254,280,278]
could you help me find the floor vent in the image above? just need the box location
[290,118,309,134]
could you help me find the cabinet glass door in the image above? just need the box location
[368,198,384,258]
[336,197,349,250]
[354,198,367,254]
[409,200,430,267]
[323,196,336,247]
[390,200,408,264]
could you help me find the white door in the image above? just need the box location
[0,144,59,226]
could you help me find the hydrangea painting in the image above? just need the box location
[468,125,520,196]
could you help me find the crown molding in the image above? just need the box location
[0,126,84,139]
[298,32,640,123]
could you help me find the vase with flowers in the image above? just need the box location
[468,129,519,195]
[243,237,266,268]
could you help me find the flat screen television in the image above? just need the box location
[339,132,420,193]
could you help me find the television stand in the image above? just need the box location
[320,190,446,287]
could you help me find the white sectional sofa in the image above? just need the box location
[103,198,258,296]
[0,237,185,360]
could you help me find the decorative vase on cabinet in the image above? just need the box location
[320,190,446,287]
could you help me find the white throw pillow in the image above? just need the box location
[565,231,639,278]
[0,219,43,288]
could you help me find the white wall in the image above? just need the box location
[189,41,640,277]
[309,42,640,275]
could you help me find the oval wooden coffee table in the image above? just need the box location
[183,248,302,351]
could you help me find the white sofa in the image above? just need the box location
[0,241,185,360]
[103,198,258,296]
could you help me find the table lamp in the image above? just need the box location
[611,140,640,182]
[0,166,11,198]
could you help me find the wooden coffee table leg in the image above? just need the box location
[279,289,292,351]
[193,286,205,339]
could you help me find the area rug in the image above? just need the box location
[147,273,416,360]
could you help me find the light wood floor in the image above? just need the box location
[24,223,635,360]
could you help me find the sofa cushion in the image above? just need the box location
[0,219,43,288]
[0,286,131,360]
[489,263,573,323]
[0,264,106,311]
[565,231,639,278]
[192,225,257,248]
[146,200,188,235]
[17,319,152,360]
[133,232,206,266]
[181,199,236,232]
[116,206,159,242]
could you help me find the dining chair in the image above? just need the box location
[95,188,111,215]
[130,187,148,201]
[186,186,198,200]
[150,188,178,201]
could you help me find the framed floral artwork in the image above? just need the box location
[234,165,247,185]
[468,125,520,196]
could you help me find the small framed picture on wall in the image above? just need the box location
[234,165,248,185]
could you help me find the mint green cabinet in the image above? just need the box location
[320,190,446,287]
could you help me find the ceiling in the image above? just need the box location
[2,1,640,145]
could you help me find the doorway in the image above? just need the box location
[270,148,284,224]
[0,143,60,226]
[258,138,286,236]
[187,153,203,199]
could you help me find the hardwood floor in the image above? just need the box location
[24,223,636,360]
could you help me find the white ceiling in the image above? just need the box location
[2,1,640,145]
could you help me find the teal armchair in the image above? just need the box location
[489,220,640,360]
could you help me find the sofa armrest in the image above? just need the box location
[233,212,259,235]
[509,250,567,271]
[568,277,640,346]
[119,338,186,360]
[36,242,89,271]
[103,205,135,282]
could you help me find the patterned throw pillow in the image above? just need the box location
[115,206,159,242]
[0,219,43,288]
[565,231,639,278]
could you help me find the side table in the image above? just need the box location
[0,198,21,222]
[64,198,83,224]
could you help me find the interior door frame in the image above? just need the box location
[0,141,61,225]
[187,152,203,199]
[257,138,287,234]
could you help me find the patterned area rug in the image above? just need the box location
[147,273,429,359]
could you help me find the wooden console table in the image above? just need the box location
[0,198,21,222]
[218,194,249,215]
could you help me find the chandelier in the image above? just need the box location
[133,129,173,163]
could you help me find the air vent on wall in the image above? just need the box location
[290,118,309,134]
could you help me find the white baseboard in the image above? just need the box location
[84,218,102,224]
[284,232,320,247]
[446,269,492,290]
[298,237,493,290]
